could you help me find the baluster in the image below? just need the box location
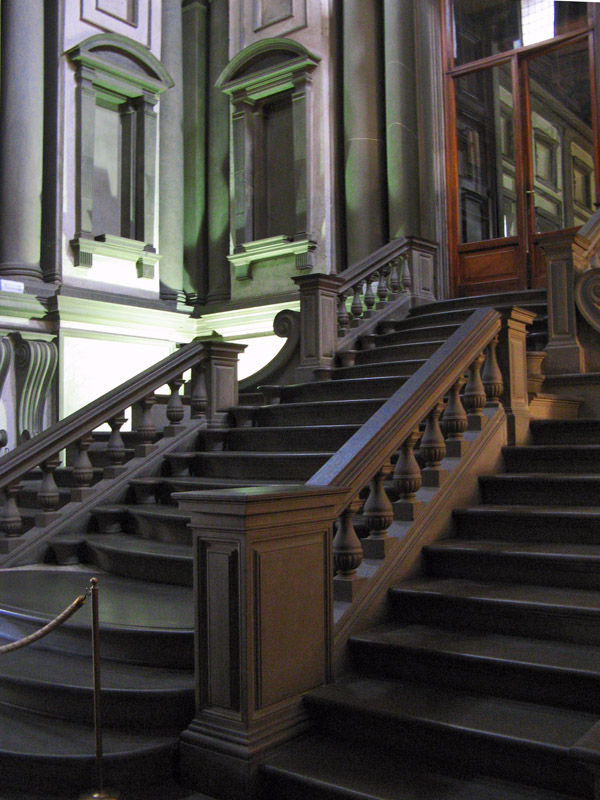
[191,364,208,419]
[420,401,447,487]
[0,482,22,537]
[363,274,376,317]
[389,258,401,296]
[481,335,504,407]
[463,352,487,430]
[135,394,157,456]
[36,456,62,525]
[337,292,350,336]
[165,376,185,433]
[350,282,364,325]
[105,412,128,477]
[376,266,390,306]
[400,255,411,295]
[442,377,469,457]
[71,434,94,501]
[392,428,423,520]
[362,462,395,558]
[333,499,366,601]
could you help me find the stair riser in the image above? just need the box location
[0,743,177,794]
[355,342,440,365]
[259,769,360,800]
[255,402,383,427]
[389,592,600,647]
[349,640,600,714]
[126,511,192,546]
[334,361,424,380]
[503,449,600,474]
[0,612,193,668]
[376,325,460,345]
[480,478,600,507]
[425,549,600,591]
[454,510,600,545]
[199,427,358,453]
[396,310,473,329]
[0,678,193,729]
[305,701,591,796]
[83,542,193,586]
[531,421,600,446]
[189,454,329,480]
[280,378,407,403]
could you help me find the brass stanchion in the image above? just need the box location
[79,578,119,800]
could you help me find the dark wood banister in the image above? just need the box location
[308,307,502,515]
[337,238,408,294]
[0,338,208,488]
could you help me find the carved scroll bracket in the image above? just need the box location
[575,268,600,335]
[9,333,58,442]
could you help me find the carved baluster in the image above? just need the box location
[105,413,128,477]
[389,258,401,296]
[400,255,411,295]
[0,482,22,537]
[350,282,364,325]
[191,364,208,419]
[333,499,366,602]
[166,377,185,432]
[463,352,487,430]
[337,291,350,336]
[135,394,157,456]
[362,462,395,558]
[376,266,390,306]
[71,434,94,501]
[420,401,447,487]
[482,335,504,407]
[36,456,62,525]
[392,429,423,520]
[442,377,469,457]
[363,274,376,317]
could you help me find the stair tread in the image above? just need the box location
[95,504,190,520]
[0,567,193,630]
[394,577,600,612]
[84,532,191,559]
[0,702,176,755]
[307,676,597,748]
[427,539,600,559]
[457,504,600,518]
[351,623,600,677]
[263,734,581,800]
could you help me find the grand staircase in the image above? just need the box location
[3,289,600,799]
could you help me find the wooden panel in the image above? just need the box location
[457,239,524,295]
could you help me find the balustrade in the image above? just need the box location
[337,256,407,336]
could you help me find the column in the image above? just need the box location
[182,0,209,304]
[159,0,185,303]
[0,0,44,280]
[384,0,420,238]
[207,0,231,303]
[343,0,387,265]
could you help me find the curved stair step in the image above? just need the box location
[453,505,600,544]
[503,445,600,474]
[82,533,192,585]
[530,419,600,445]
[479,474,600,506]
[279,376,408,403]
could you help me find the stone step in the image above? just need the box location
[0,642,193,728]
[530,419,600,446]
[453,505,600,544]
[424,539,600,590]
[354,340,443,365]
[479,474,600,506]
[304,676,595,795]
[81,533,192,585]
[163,451,332,481]
[503,445,600,474]
[194,424,359,453]
[260,733,581,800]
[0,567,193,667]
[349,623,600,714]
[408,290,546,318]
[0,704,178,795]
[374,323,461,346]
[253,398,384,427]
[279,376,409,403]
[333,359,426,380]
[389,578,600,646]
[392,308,473,330]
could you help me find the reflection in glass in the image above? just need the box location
[453,1,589,65]
[528,39,595,232]
[455,64,516,243]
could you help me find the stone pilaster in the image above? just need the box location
[0,0,44,280]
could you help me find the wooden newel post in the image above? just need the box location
[195,337,247,428]
[293,273,344,381]
[497,307,536,446]
[174,484,345,800]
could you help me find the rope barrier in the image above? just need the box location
[0,580,94,655]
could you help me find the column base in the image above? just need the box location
[0,262,43,281]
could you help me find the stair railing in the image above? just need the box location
[0,337,245,544]
[293,236,437,380]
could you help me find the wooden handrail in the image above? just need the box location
[308,307,502,516]
[337,238,408,294]
[0,338,208,488]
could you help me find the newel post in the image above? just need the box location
[293,273,344,381]
[497,307,536,445]
[543,233,584,375]
[174,484,345,800]
[196,337,246,428]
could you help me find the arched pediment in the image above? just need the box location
[67,33,173,95]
